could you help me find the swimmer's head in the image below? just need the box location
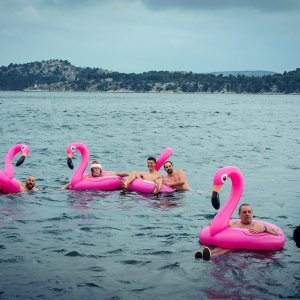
[25,176,36,190]
[90,160,102,177]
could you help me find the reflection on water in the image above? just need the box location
[68,190,112,210]
[205,250,283,299]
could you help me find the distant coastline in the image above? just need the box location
[20,90,299,95]
[1,59,299,94]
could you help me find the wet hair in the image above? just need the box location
[293,225,300,248]
[147,156,156,163]
[238,203,252,213]
[163,161,173,168]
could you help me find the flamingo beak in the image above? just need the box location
[211,185,221,210]
[16,152,27,166]
[67,153,74,169]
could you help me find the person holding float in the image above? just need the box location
[0,144,31,194]
[197,166,285,261]
[62,142,128,191]
[120,148,175,194]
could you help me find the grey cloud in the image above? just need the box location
[7,0,300,12]
[141,0,300,12]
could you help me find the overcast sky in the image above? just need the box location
[1,0,300,73]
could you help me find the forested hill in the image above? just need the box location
[0,59,299,94]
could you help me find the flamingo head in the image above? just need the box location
[66,143,79,169]
[211,166,243,210]
[16,144,30,166]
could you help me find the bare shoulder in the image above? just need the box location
[178,169,186,176]
[156,172,163,179]
[229,220,240,227]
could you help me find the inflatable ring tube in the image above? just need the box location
[66,142,122,191]
[199,166,286,251]
[69,175,122,191]
[123,177,174,193]
[199,220,285,250]
[0,144,30,194]
[155,148,172,171]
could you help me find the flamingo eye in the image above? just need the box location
[21,145,27,151]
[221,174,227,183]
[71,146,76,152]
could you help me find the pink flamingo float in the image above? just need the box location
[0,144,30,194]
[199,166,285,250]
[66,142,122,191]
[123,147,175,193]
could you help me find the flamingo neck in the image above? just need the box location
[211,170,244,235]
[3,145,20,179]
[71,144,89,185]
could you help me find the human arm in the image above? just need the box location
[102,171,127,177]
[263,226,278,236]
[61,182,71,190]
[138,172,145,179]
[249,223,278,236]
[114,172,129,177]
[153,173,163,194]
[163,170,186,187]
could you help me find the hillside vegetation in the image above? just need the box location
[0,59,299,94]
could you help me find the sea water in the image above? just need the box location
[0,92,299,299]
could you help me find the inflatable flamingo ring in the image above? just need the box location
[66,142,122,191]
[123,148,175,193]
[199,166,285,250]
[0,144,30,194]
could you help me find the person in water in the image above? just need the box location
[62,160,128,189]
[20,176,38,192]
[195,203,279,261]
[293,225,300,248]
[120,156,163,195]
[162,161,190,191]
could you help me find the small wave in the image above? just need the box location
[77,282,102,288]
[86,254,104,259]
[79,242,96,246]
[52,249,66,253]
[80,226,93,232]
[131,286,155,292]
[106,248,123,254]
[0,256,24,263]
[277,215,288,219]
[121,259,145,265]
[84,266,105,272]
[46,214,72,221]
[159,262,180,270]
[150,250,173,255]
[65,251,83,257]
[42,229,73,235]
[286,165,299,170]
[135,233,145,237]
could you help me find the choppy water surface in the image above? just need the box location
[0,92,299,299]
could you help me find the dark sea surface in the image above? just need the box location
[0,91,299,299]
